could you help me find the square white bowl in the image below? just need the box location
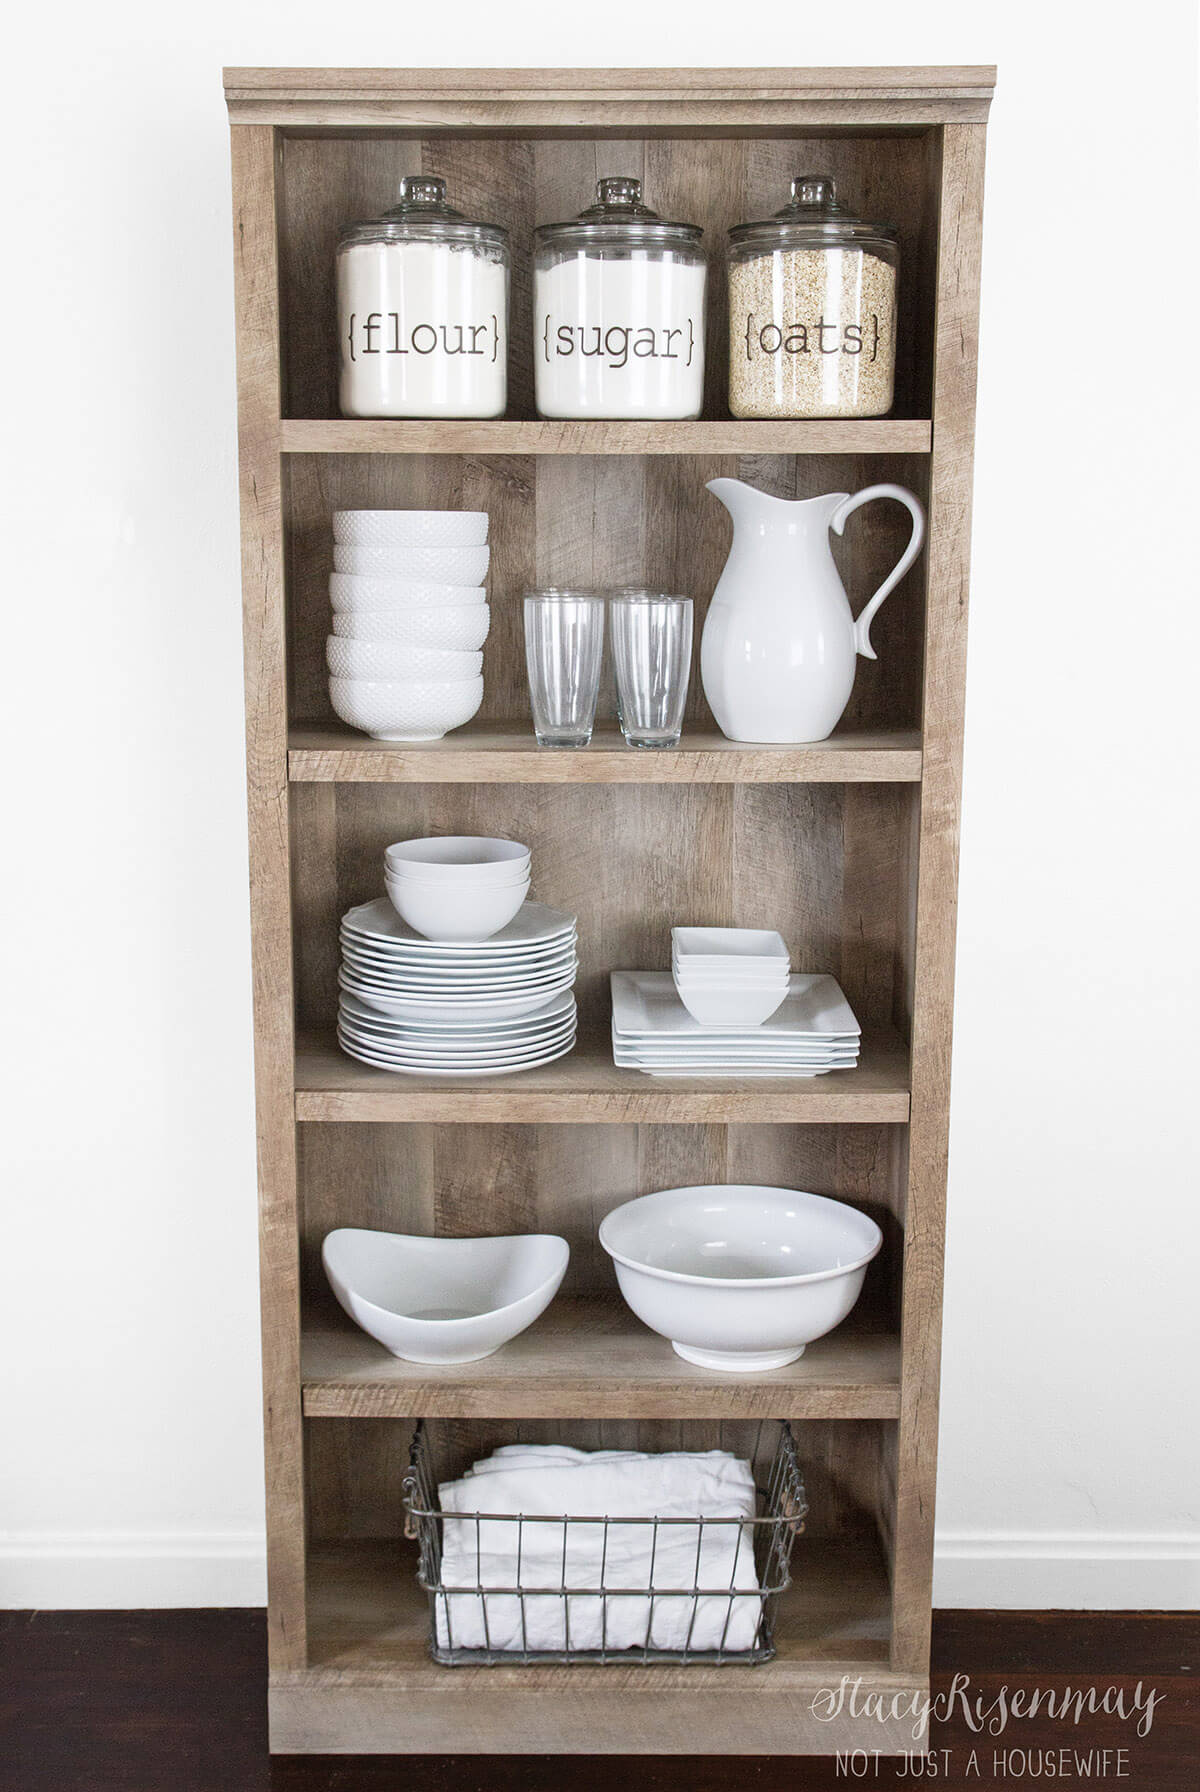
[672,927,789,964]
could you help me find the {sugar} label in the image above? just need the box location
[533,258,706,419]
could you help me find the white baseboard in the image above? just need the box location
[0,1531,267,1608]
[3,1528,1197,1611]
[934,1530,1200,1609]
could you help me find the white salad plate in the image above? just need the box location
[342,899,575,952]
[340,974,577,1022]
[338,1023,577,1065]
[339,963,577,995]
[611,972,860,1040]
[337,1028,576,1076]
[339,991,575,1035]
[340,938,577,971]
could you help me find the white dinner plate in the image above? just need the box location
[339,990,576,1035]
[341,944,577,978]
[337,1028,576,1076]
[342,898,576,951]
[340,936,577,969]
[339,1003,576,1046]
[340,968,577,997]
[611,971,861,1040]
[340,974,576,1021]
[340,1022,577,1062]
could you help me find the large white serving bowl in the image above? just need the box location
[386,875,530,941]
[326,637,483,681]
[333,541,490,584]
[330,574,487,613]
[332,606,491,649]
[384,836,531,885]
[333,509,488,548]
[323,1228,568,1364]
[599,1185,883,1373]
[329,675,483,741]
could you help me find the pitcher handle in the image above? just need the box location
[830,484,926,661]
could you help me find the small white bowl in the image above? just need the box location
[326,638,483,681]
[323,1227,568,1364]
[672,978,788,1029]
[330,575,487,613]
[384,837,531,885]
[333,542,490,584]
[599,1184,882,1372]
[329,675,483,742]
[387,878,530,941]
[332,607,491,650]
[672,928,789,965]
[333,509,488,549]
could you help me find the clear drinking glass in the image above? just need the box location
[610,592,693,748]
[523,591,606,747]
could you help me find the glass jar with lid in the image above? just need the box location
[727,176,898,419]
[534,178,706,420]
[336,175,509,419]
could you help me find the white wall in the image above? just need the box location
[1,2,1197,1610]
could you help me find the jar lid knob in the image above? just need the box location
[596,176,642,207]
[791,175,836,207]
[397,175,447,206]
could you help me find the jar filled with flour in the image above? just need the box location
[337,176,509,418]
[534,178,706,419]
[727,176,898,419]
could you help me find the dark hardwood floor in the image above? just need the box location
[1,1610,1195,1791]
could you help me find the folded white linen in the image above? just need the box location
[434,1445,763,1654]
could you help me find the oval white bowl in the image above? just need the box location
[599,1184,883,1372]
[384,836,531,884]
[332,607,492,649]
[326,637,483,681]
[330,575,488,613]
[333,509,488,549]
[329,675,483,742]
[386,877,530,942]
[332,541,490,584]
[323,1228,569,1364]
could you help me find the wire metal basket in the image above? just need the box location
[402,1420,808,1667]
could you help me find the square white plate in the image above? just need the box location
[611,971,860,1040]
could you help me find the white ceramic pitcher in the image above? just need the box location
[700,478,926,743]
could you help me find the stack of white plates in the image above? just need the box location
[338,899,579,1075]
[611,971,861,1077]
[328,509,490,742]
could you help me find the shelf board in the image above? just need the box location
[294,1028,910,1124]
[279,1536,915,1752]
[302,1297,900,1420]
[280,418,932,457]
[288,721,923,785]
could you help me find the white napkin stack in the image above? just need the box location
[434,1443,763,1654]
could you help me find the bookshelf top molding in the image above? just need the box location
[222,65,997,129]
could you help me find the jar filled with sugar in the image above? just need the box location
[534,178,706,420]
[727,176,898,419]
[336,176,509,418]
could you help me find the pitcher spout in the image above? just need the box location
[706,477,849,532]
[705,477,783,525]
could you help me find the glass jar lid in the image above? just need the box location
[729,176,897,255]
[536,177,702,254]
[338,175,508,252]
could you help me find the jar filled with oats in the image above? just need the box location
[727,176,898,419]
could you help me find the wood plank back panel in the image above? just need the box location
[278,133,936,421]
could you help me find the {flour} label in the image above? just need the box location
[337,240,508,419]
[533,258,706,420]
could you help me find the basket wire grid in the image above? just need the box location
[402,1419,808,1666]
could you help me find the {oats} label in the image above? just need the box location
[741,311,883,362]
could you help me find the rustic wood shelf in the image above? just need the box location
[288,722,923,785]
[294,1029,911,1124]
[301,1297,901,1419]
[281,418,933,456]
[228,62,991,1757]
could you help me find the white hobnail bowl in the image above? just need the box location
[332,542,490,583]
[386,878,530,942]
[330,575,487,613]
[323,1228,568,1364]
[333,510,488,549]
[329,675,483,742]
[384,837,531,886]
[326,638,483,681]
[599,1185,883,1373]
[331,607,492,649]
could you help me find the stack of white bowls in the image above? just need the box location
[384,837,530,942]
[328,509,490,741]
[671,928,791,1027]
